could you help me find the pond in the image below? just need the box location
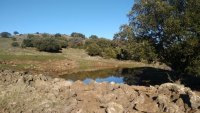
[60,67,200,90]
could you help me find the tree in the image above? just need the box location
[71,32,86,39]
[13,31,19,35]
[55,33,62,37]
[0,32,11,38]
[89,35,98,39]
[128,0,200,75]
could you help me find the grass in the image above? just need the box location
[0,38,168,75]
[0,54,65,61]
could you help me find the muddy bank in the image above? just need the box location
[0,70,200,113]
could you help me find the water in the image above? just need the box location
[60,67,200,90]
[61,67,175,85]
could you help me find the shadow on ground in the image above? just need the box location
[122,67,200,91]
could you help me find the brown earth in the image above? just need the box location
[0,70,199,113]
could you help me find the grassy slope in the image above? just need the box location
[0,38,168,75]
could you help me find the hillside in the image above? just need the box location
[0,37,168,76]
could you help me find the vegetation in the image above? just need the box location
[1,0,199,77]
[34,38,62,52]
[86,43,102,56]
[21,34,69,52]
[89,35,98,39]
[11,42,19,47]
[0,32,12,38]
[13,31,19,35]
[127,0,200,76]
[55,33,62,37]
[71,32,86,39]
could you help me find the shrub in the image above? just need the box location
[67,37,85,48]
[34,38,62,52]
[12,38,17,41]
[86,43,102,56]
[101,48,117,59]
[11,42,19,47]
[21,38,36,47]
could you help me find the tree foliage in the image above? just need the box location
[0,32,12,38]
[34,38,62,52]
[21,34,67,52]
[71,32,86,39]
[128,0,200,75]
[89,35,98,39]
[55,33,62,37]
[13,31,19,35]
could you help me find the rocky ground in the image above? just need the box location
[0,70,200,113]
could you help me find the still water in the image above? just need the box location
[61,67,175,85]
[60,67,200,90]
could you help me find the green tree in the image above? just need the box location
[0,32,11,38]
[55,33,62,37]
[71,32,86,39]
[89,35,98,39]
[128,0,200,75]
[13,31,19,35]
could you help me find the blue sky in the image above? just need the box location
[0,0,134,39]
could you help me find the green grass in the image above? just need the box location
[0,38,168,74]
[0,54,65,62]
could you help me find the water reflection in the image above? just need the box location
[60,67,200,90]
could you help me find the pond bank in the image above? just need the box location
[0,70,199,113]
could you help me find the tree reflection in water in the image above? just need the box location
[60,67,200,90]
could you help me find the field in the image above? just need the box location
[0,38,168,76]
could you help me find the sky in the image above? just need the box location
[0,0,134,39]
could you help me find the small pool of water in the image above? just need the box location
[60,67,200,90]
[83,76,124,84]
[60,67,173,85]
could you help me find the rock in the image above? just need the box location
[0,70,200,113]
[156,94,184,113]
[106,102,124,113]
[187,91,200,109]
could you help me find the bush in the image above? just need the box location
[11,42,19,47]
[86,43,102,56]
[101,48,117,59]
[21,38,36,47]
[67,37,85,48]
[12,38,17,41]
[34,38,62,52]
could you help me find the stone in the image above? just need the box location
[106,102,124,113]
